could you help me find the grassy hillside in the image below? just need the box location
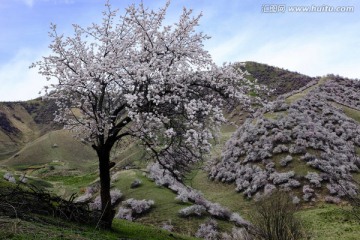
[0,99,59,160]
[0,217,196,240]
[241,61,316,97]
[0,176,197,240]
[3,130,97,171]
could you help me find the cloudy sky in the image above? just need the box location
[0,0,359,101]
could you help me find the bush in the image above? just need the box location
[89,189,123,210]
[130,179,142,188]
[115,198,154,221]
[221,227,254,240]
[3,172,16,184]
[250,191,305,240]
[161,220,174,232]
[179,204,206,217]
[195,219,219,240]
[123,198,154,214]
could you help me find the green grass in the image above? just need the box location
[341,105,360,123]
[286,77,327,104]
[186,170,252,217]
[298,204,360,240]
[112,170,206,235]
[4,130,97,171]
[263,111,287,120]
[43,173,98,189]
[0,216,196,240]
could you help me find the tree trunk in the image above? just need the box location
[97,147,115,229]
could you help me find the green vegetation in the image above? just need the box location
[4,130,97,171]
[112,170,207,235]
[286,77,328,104]
[241,61,315,97]
[251,191,305,240]
[299,204,360,240]
[0,216,196,240]
[341,105,360,123]
[43,173,98,189]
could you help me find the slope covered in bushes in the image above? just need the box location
[209,76,360,202]
[240,61,316,97]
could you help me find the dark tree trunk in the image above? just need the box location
[97,146,115,229]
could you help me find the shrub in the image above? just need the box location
[280,155,293,167]
[115,207,133,221]
[123,198,154,214]
[325,196,341,204]
[272,144,288,154]
[89,188,123,210]
[302,185,315,201]
[179,204,206,217]
[230,213,250,227]
[3,172,16,184]
[221,227,254,240]
[195,219,219,240]
[250,191,305,240]
[130,179,142,188]
[19,175,27,183]
[115,198,154,221]
[161,220,174,232]
[305,172,322,188]
[269,171,295,185]
[207,202,232,220]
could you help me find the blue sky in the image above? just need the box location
[0,0,359,101]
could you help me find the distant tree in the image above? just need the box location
[33,1,257,228]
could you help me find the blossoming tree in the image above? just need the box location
[33,1,258,228]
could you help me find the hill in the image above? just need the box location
[0,99,59,160]
[209,75,360,202]
[240,61,316,97]
[3,129,97,171]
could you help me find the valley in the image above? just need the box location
[1,62,359,239]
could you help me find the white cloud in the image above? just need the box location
[0,48,50,101]
[206,15,360,79]
[22,0,34,7]
[19,0,74,7]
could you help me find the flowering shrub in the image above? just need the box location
[19,175,27,183]
[89,189,123,210]
[195,220,219,240]
[179,205,207,217]
[325,196,341,204]
[221,227,253,240]
[305,172,323,188]
[115,207,133,221]
[3,172,16,183]
[149,162,249,226]
[161,221,174,232]
[269,171,295,185]
[115,198,154,221]
[302,185,315,201]
[280,155,293,167]
[123,198,154,214]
